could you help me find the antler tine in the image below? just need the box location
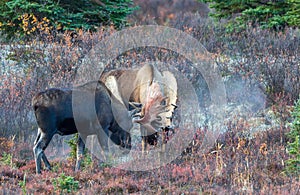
[132,81,172,133]
[133,95,169,132]
[129,102,143,110]
[128,101,143,118]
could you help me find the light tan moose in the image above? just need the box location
[101,64,178,153]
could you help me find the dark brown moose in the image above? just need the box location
[32,81,140,174]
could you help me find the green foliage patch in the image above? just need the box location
[52,173,79,193]
[0,152,12,166]
[199,0,300,31]
[286,98,300,176]
[0,0,137,40]
[66,134,93,170]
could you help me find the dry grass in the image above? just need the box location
[0,126,299,194]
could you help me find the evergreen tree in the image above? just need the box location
[199,0,300,30]
[0,0,137,40]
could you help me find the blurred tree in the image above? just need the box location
[199,0,300,30]
[0,0,137,40]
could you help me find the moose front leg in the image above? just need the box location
[141,127,148,156]
[75,135,85,172]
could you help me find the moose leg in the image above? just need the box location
[142,137,147,156]
[97,125,110,160]
[33,129,42,174]
[160,128,167,161]
[141,127,147,155]
[41,154,51,170]
[75,136,85,171]
[33,128,55,174]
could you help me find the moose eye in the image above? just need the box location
[161,99,166,105]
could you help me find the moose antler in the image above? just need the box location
[133,82,169,133]
[128,102,142,118]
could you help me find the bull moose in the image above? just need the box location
[32,81,141,174]
[101,64,178,153]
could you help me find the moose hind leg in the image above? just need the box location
[33,129,42,174]
[41,153,51,171]
[33,128,54,174]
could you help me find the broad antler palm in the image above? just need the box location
[133,83,169,133]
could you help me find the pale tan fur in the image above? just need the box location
[101,64,178,153]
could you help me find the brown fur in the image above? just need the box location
[32,81,133,174]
